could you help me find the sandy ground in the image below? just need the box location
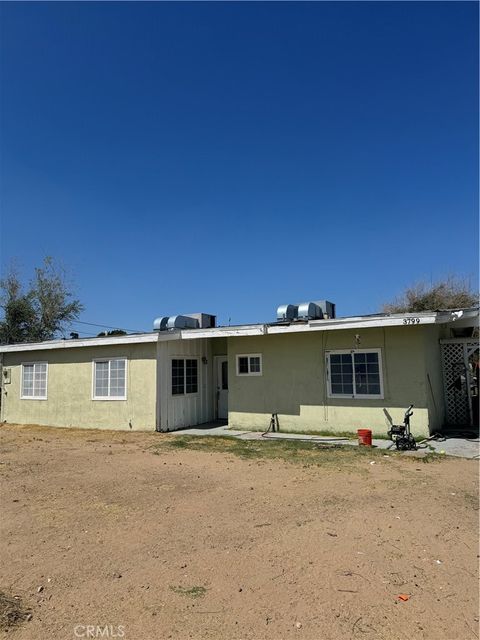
[0,423,478,640]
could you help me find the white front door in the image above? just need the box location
[216,357,228,420]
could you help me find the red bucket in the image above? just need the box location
[357,429,372,446]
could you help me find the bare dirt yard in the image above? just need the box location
[0,424,478,640]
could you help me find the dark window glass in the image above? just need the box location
[172,359,185,395]
[330,354,353,395]
[238,357,249,374]
[249,356,261,373]
[332,382,353,395]
[354,352,380,395]
[330,352,381,396]
[221,361,228,390]
[186,359,198,394]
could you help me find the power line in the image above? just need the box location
[64,329,94,337]
[70,320,145,333]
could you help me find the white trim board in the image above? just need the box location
[0,309,477,353]
[0,333,158,353]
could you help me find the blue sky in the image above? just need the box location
[1,2,478,333]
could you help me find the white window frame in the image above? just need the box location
[326,349,384,399]
[236,353,263,377]
[92,358,128,401]
[170,357,199,396]
[20,362,48,400]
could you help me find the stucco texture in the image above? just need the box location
[1,343,157,431]
[227,325,443,437]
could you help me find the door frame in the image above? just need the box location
[214,355,228,420]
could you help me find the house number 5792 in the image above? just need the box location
[403,317,420,325]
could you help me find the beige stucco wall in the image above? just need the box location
[227,325,440,437]
[211,337,227,356]
[423,324,449,433]
[1,343,157,431]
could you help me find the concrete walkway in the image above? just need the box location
[168,423,480,459]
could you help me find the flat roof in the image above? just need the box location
[0,308,477,353]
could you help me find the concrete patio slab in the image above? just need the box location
[167,423,480,459]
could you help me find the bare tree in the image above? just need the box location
[382,276,478,314]
[0,257,84,344]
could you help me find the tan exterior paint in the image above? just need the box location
[1,343,156,431]
[227,325,445,437]
[0,323,451,435]
[423,324,449,432]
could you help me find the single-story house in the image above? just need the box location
[0,301,478,437]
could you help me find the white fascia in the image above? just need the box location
[0,333,159,353]
[180,325,267,339]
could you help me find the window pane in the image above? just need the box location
[23,363,48,398]
[186,359,198,394]
[110,359,125,374]
[172,359,185,395]
[238,357,248,374]
[110,379,125,397]
[23,381,34,396]
[354,352,380,395]
[22,365,34,396]
[331,382,353,395]
[95,361,109,397]
[109,359,126,397]
[356,374,367,385]
[329,353,354,395]
[36,363,47,375]
[221,361,228,390]
[249,357,261,373]
[93,359,126,398]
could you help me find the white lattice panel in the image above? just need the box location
[441,340,478,426]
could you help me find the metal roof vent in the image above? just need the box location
[154,313,216,331]
[297,302,323,320]
[276,300,336,322]
[153,315,199,331]
[166,315,199,330]
[277,304,298,322]
[153,316,170,331]
[315,300,336,319]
